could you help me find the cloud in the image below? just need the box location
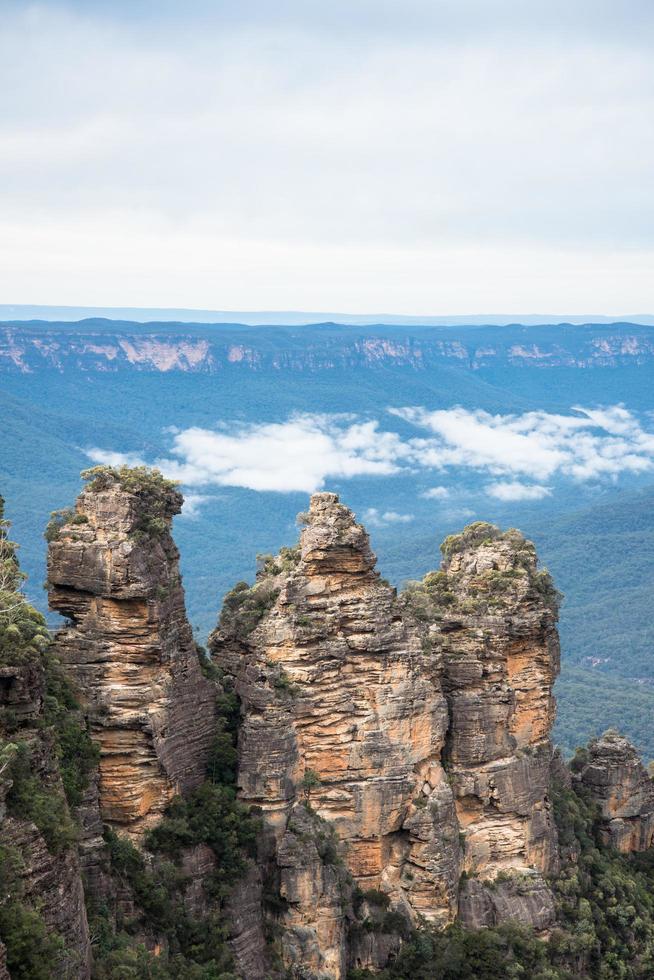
[84,448,144,469]
[363,508,414,527]
[421,486,449,499]
[180,493,212,518]
[485,481,552,502]
[86,404,654,498]
[0,2,653,311]
[392,405,654,482]
[86,415,408,494]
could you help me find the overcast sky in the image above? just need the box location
[1,1,653,314]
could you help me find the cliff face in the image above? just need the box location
[0,497,91,979]
[210,493,461,974]
[4,476,654,979]
[47,469,216,838]
[4,322,654,374]
[210,499,564,974]
[576,731,654,852]
[420,525,561,929]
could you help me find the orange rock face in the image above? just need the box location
[212,504,564,973]
[576,730,654,852]
[211,493,461,975]
[419,524,561,929]
[47,472,216,838]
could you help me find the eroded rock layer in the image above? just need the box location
[405,524,561,929]
[211,503,566,974]
[0,658,91,977]
[47,471,216,837]
[576,731,654,852]
[210,493,461,973]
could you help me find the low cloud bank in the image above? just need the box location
[86,405,654,512]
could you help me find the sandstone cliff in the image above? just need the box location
[575,730,654,852]
[210,492,461,974]
[0,496,92,978]
[4,477,654,979]
[404,523,561,930]
[47,467,216,838]
[209,498,563,974]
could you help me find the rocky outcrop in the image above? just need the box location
[406,524,560,930]
[2,811,91,976]
[0,657,91,978]
[8,474,654,978]
[210,504,564,975]
[575,731,654,852]
[47,468,217,838]
[210,492,461,973]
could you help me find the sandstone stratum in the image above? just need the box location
[1,467,653,979]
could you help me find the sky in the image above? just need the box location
[1,1,653,315]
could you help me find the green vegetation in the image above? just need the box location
[401,569,456,621]
[219,544,303,640]
[1,496,97,835]
[273,668,300,697]
[91,790,259,977]
[256,545,301,578]
[348,775,654,980]
[144,783,258,878]
[218,579,279,637]
[360,889,391,909]
[81,465,182,540]
[300,767,321,803]
[0,496,95,975]
[0,497,51,671]
[0,844,66,980]
[402,524,560,621]
[41,653,101,806]
[44,507,88,542]
[3,740,78,854]
[92,828,235,977]
[440,523,526,560]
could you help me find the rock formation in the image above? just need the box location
[575,730,654,852]
[210,498,564,972]
[410,523,561,929]
[210,492,461,974]
[0,498,92,978]
[47,467,216,838]
[4,475,654,979]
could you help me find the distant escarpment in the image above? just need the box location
[2,473,654,979]
[2,321,654,374]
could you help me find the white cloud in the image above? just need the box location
[485,482,552,502]
[87,415,407,494]
[392,405,654,482]
[180,493,212,518]
[421,486,449,499]
[86,404,654,499]
[363,508,414,527]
